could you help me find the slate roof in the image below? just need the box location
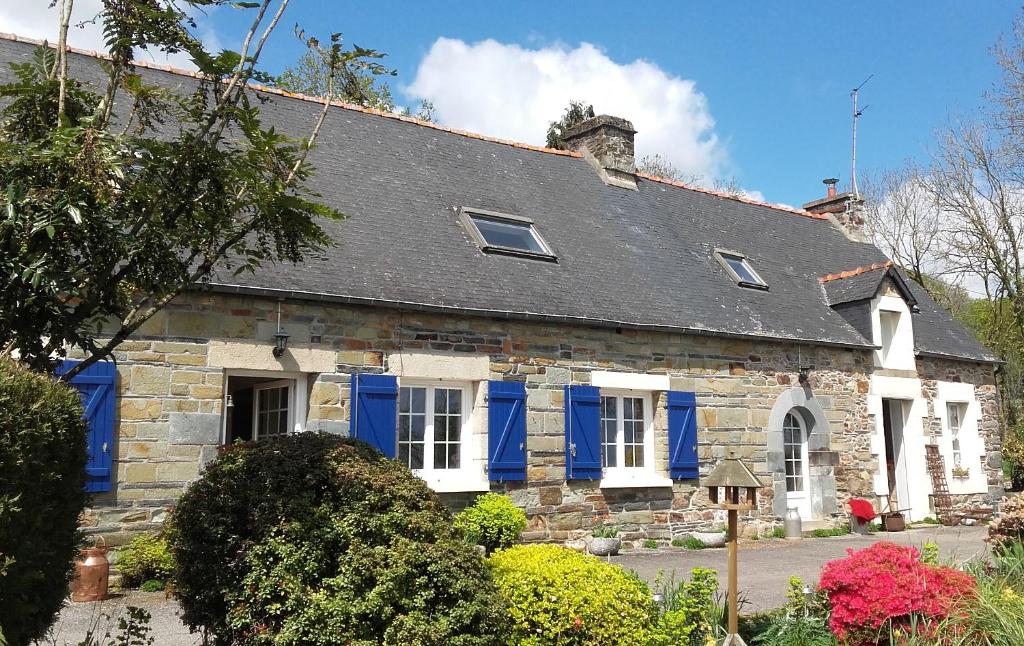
[822,262,917,308]
[0,35,998,363]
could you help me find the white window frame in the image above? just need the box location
[947,401,966,467]
[783,410,811,519]
[396,379,479,488]
[598,389,669,488]
[714,249,768,290]
[220,369,309,443]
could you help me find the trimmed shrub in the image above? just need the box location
[988,492,1024,552]
[489,544,657,645]
[168,433,506,645]
[0,359,88,646]
[117,532,175,588]
[453,492,526,553]
[818,541,975,644]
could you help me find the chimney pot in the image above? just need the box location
[823,177,839,198]
[562,114,638,190]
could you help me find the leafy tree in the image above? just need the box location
[545,99,595,149]
[0,1,385,380]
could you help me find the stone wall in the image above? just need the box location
[77,292,1002,544]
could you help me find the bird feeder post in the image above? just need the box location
[702,451,764,646]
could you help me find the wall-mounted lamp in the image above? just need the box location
[273,330,290,358]
[272,299,289,358]
[798,366,813,385]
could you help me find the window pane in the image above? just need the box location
[398,387,427,470]
[410,443,424,470]
[600,396,617,468]
[411,415,425,442]
[399,387,410,413]
[722,254,763,285]
[411,387,425,412]
[471,215,546,253]
[432,388,463,470]
[448,443,460,469]
[448,390,462,415]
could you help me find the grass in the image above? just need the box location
[642,538,659,549]
[769,526,786,539]
[672,536,706,550]
[913,516,941,525]
[140,579,165,592]
[808,526,851,538]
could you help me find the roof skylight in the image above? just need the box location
[460,208,555,260]
[715,250,768,289]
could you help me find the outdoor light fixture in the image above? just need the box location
[798,366,813,385]
[272,299,289,358]
[272,330,290,358]
[703,450,764,646]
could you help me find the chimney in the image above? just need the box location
[802,178,866,243]
[562,115,638,190]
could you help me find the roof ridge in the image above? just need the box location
[819,260,893,284]
[0,31,582,159]
[635,172,830,221]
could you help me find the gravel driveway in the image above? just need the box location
[50,524,988,644]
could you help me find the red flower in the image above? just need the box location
[818,542,975,645]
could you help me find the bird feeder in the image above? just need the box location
[702,451,764,646]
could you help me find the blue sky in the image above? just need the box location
[4,1,1020,206]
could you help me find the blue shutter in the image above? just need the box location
[57,360,116,493]
[668,390,699,479]
[352,374,398,458]
[564,385,601,480]
[487,380,527,481]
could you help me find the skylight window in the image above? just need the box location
[715,250,768,289]
[460,208,555,260]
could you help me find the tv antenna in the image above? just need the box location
[850,74,873,198]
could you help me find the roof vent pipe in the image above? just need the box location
[824,177,839,198]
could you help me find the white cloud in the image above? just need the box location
[406,38,728,182]
[0,0,220,69]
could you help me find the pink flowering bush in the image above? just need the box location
[818,541,975,645]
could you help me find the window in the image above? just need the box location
[783,412,807,493]
[398,383,466,473]
[460,207,555,260]
[223,372,308,443]
[948,402,966,467]
[599,393,651,470]
[254,381,291,438]
[715,250,768,289]
[879,310,900,362]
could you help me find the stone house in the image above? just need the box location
[0,35,1004,544]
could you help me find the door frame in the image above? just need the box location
[882,398,910,512]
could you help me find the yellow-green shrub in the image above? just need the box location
[117,532,175,588]
[488,544,656,645]
[454,493,527,553]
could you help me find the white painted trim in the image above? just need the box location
[599,473,673,489]
[598,390,661,486]
[396,379,487,491]
[871,294,915,370]
[868,375,929,521]
[934,381,987,495]
[592,371,670,391]
[783,411,812,519]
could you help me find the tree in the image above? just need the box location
[545,99,594,149]
[636,153,681,180]
[276,45,435,120]
[0,1,384,380]
[862,165,944,286]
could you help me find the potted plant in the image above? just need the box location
[692,525,727,548]
[952,465,970,479]
[588,525,621,556]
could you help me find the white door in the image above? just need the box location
[783,411,812,519]
[252,379,294,439]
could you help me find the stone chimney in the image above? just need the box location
[802,178,866,242]
[562,115,637,190]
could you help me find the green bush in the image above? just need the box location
[117,533,175,588]
[453,493,526,553]
[139,579,165,593]
[591,524,619,538]
[673,537,705,550]
[752,576,835,646]
[650,568,718,646]
[809,526,850,538]
[643,538,659,549]
[0,359,88,646]
[489,544,657,645]
[168,433,506,645]
[769,527,786,539]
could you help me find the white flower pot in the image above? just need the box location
[588,537,621,556]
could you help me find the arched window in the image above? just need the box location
[783,410,810,518]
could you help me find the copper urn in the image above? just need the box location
[71,539,109,602]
